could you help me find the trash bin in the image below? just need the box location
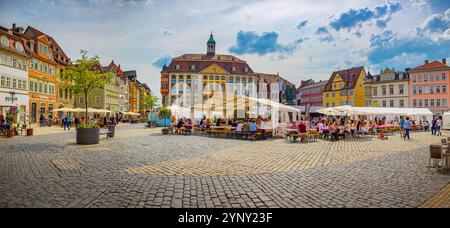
[108,125,115,138]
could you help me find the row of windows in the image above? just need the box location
[1,36,23,53]
[29,80,55,95]
[170,75,256,83]
[412,85,447,94]
[79,96,102,104]
[373,85,405,96]
[379,100,406,108]
[58,88,73,100]
[0,53,27,71]
[412,73,446,82]
[38,42,51,58]
[325,90,354,97]
[0,74,27,90]
[30,59,55,76]
[412,99,447,108]
[325,102,354,107]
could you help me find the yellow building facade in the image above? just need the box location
[323,66,366,107]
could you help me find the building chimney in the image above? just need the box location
[12,23,16,29]
[443,58,447,65]
[425,60,429,64]
[118,64,121,69]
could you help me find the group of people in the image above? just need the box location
[0,114,18,135]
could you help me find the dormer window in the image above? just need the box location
[1,36,8,47]
[232,67,236,72]
[30,40,35,51]
[176,64,180,70]
[244,67,249,73]
[191,65,195,70]
[15,42,23,52]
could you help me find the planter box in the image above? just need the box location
[26,128,34,136]
[76,128,100,145]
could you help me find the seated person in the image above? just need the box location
[298,121,307,142]
[177,119,184,129]
[235,121,244,132]
[329,124,339,141]
[11,121,18,135]
[249,120,258,134]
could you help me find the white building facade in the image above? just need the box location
[0,28,29,125]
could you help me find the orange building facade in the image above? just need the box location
[22,27,63,123]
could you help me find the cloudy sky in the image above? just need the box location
[0,0,449,96]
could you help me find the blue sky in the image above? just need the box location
[0,0,449,96]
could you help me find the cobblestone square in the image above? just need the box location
[0,124,449,208]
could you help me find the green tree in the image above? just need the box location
[62,50,113,126]
[159,105,172,128]
[142,93,160,112]
[371,101,381,108]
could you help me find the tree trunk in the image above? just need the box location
[85,91,88,124]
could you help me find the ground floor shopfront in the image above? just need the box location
[0,91,29,125]
[29,93,57,124]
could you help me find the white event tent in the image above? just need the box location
[318,106,433,121]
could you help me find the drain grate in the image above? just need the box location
[50,159,80,171]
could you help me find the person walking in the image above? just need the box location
[431,117,437,135]
[67,114,73,131]
[63,116,68,131]
[437,116,442,136]
[403,117,411,140]
[39,114,45,127]
[399,117,404,138]
[74,116,80,129]
[61,114,66,128]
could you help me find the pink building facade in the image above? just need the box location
[409,59,450,114]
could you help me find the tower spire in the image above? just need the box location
[207,32,216,56]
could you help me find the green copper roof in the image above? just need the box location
[208,36,216,43]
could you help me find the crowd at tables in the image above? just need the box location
[169,117,273,140]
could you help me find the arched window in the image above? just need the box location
[15,42,23,52]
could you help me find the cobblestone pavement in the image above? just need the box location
[0,124,449,208]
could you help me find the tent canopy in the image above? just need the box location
[318,106,433,116]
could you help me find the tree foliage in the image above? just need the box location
[62,50,113,125]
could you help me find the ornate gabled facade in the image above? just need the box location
[22,26,69,122]
[161,34,259,119]
[0,24,30,125]
[365,68,410,108]
[322,66,366,107]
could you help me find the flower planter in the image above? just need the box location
[6,129,14,138]
[26,128,34,136]
[162,128,170,135]
[76,128,100,145]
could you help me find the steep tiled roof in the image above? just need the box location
[300,80,328,90]
[0,25,29,58]
[166,54,254,74]
[22,26,71,65]
[411,60,449,71]
[324,66,365,92]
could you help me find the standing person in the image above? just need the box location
[60,114,66,128]
[399,117,404,138]
[431,117,437,135]
[63,116,68,131]
[39,114,45,127]
[403,117,411,140]
[67,114,73,131]
[75,116,80,129]
[437,116,442,136]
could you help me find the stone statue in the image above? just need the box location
[285,85,294,104]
